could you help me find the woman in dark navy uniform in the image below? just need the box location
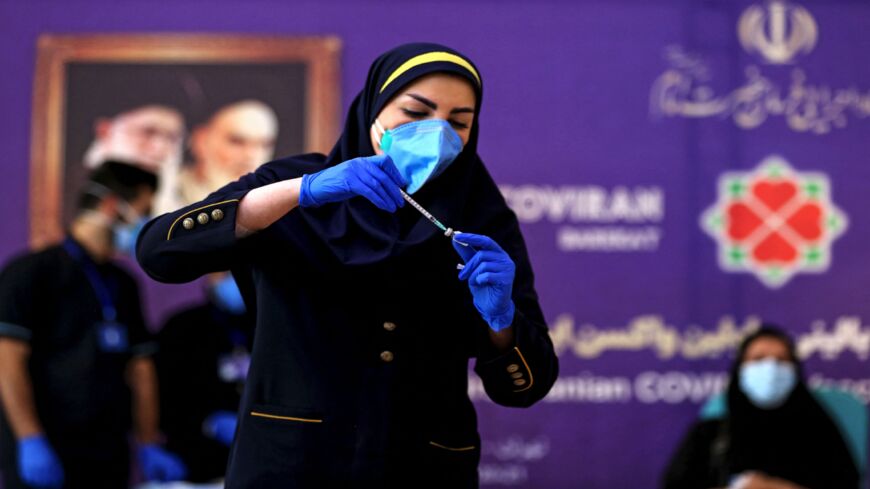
[137,43,558,488]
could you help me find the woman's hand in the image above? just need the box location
[235,155,406,237]
[452,233,516,332]
[299,154,406,211]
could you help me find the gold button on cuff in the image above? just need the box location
[506,364,520,373]
[511,372,523,379]
[383,321,397,332]
[380,351,394,363]
[182,217,195,230]
[197,212,210,225]
[513,378,527,386]
[211,208,224,221]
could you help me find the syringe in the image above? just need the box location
[399,189,460,239]
[398,189,469,271]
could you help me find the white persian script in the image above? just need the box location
[650,46,870,134]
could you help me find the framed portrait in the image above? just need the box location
[29,34,341,247]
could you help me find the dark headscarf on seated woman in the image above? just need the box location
[721,325,858,488]
[284,42,507,266]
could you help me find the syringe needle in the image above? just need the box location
[399,189,461,238]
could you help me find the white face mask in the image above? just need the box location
[738,358,798,409]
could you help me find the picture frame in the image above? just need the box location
[29,34,341,247]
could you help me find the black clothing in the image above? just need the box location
[156,301,253,482]
[663,327,859,489]
[137,43,558,488]
[663,414,858,489]
[280,42,488,268]
[0,239,155,489]
[1,451,129,489]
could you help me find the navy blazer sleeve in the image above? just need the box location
[473,199,559,408]
[136,161,296,284]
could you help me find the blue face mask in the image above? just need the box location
[738,358,798,409]
[113,217,147,257]
[211,275,247,315]
[374,118,463,194]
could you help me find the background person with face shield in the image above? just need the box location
[136,43,558,488]
[0,161,187,488]
[661,326,859,489]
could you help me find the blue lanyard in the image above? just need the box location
[63,238,117,321]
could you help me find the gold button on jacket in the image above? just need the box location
[133,160,560,488]
[211,208,225,221]
[182,217,195,230]
[196,212,210,225]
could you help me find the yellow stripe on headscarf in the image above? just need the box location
[379,52,481,93]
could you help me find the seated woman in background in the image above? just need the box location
[661,325,858,489]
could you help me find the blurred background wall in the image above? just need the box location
[2,0,869,487]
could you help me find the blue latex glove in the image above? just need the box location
[299,154,407,211]
[202,410,238,447]
[452,233,516,332]
[138,443,188,482]
[17,435,64,488]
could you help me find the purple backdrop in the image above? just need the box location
[2,1,870,487]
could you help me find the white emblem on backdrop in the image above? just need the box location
[738,0,817,64]
[649,1,870,134]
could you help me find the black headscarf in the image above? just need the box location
[722,325,858,488]
[288,42,505,266]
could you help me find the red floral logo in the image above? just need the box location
[701,156,847,288]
